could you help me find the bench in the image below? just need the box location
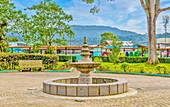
[19,60,44,72]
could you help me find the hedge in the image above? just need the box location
[58,55,76,62]
[0,53,58,70]
[158,58,170,63]
[119,57,148,63]
[92,56,110,62]
[92,56,170,63]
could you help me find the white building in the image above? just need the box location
[8,42,27,46]
[157,38,170,48]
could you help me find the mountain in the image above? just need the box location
[6,25,170,46]
[67,25,147,46]
[157,33,170,39]
[67,25,170,46]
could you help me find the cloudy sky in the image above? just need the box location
[13,0,170,34]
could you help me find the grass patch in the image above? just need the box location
[98,63,170,74]
[55,62,65,69]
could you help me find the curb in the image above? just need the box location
[96,71,170,78]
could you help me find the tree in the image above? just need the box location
[24,0,74,53]
[140,0,170,64]
[0,20,8,52]
[109,37,122,65]
[7,37,19,42]
[0,0,27,52]
[19,15,41,51]
[100,32,114,45]
[83,0,170,64]
[100,32,122,64]
[53,37,68,46]
[108,34,122,65]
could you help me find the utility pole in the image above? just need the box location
[162,15,169,48]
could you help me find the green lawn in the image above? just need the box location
[55,62,65,69]
[99,63,170,74]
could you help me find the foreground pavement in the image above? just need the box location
[0,71,170,107]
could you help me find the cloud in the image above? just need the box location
[12,0,170,34]
[118,17,147,34]
[127,19,143,27]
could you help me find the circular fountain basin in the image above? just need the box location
[43,77,128,97]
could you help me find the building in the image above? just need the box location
[8,42,27,53]
[104,40,148,57]
[157,38,170,57]
[8,42,27,46]
[104,40,139,52]
[157,38,170,48]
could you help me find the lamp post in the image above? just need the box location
[162,15,169,48]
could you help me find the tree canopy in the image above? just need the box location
[100,32,115,46]
[1,0,74,53]
[24,0,74,46]
[100,32,122,64]
[7,37,19,42]
[0,20,8,52]
[0,0,27,52]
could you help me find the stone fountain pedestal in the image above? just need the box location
[70,36,101,84]
[79,73,92,84]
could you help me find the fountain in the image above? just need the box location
[69,36,101,84]
[43,36,128,97]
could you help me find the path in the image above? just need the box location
[0,71,169,107]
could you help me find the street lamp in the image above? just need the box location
[162,15,169,48]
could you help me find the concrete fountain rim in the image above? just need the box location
[42,76,133,99]
[40,88,137,100]
[69,62,101,64]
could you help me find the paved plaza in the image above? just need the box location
[0,71,170,107]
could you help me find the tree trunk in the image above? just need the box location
[147,16,158,64]
[146,0,159,64]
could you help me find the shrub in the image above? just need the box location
[156,65,167,74]
[0,61,8,69]
[109,54,120,64]
[92,56,110,62]
[93,56,170,63]
[58,55,76,62]
[158,58,170,63]
[119,57,127,63]
[139,65,144,73]
[98,65,109,71]
[0,53,58,70]
[121,63,129,72]
[93,57,102,62]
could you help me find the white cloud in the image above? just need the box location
[119,17,147,34]
[127,19,143,27]
[127,0,140,13]
[13,0,170,34]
